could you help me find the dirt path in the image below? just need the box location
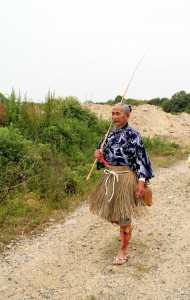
[0,160,190,300]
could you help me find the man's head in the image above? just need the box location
[112,103,131,131]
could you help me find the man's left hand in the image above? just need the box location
[136,181,145,199]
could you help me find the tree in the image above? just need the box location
[162,99,172,112]
[171,91,186,101]
[162,91,190,113]
[148,98,161,106]
[114,95,123,103]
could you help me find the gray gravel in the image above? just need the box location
[0,160,190,300]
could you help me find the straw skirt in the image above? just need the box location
[90,166,147,222]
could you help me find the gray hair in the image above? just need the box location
[114,102,132,113]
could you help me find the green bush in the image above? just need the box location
[142,137,180,156]
[0,96,109,207]
[0,127,32,164]
[0,128,43,202]
[161,91,190,114]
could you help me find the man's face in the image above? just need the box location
[112,106,129,128]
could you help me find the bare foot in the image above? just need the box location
[112,249,129,265]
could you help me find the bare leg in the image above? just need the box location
[113,223,133,265]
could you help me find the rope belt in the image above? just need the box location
[104,169,131,203]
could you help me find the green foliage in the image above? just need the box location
[0,92,8,103]
[148,98,161,106]
[124,98,147,106]
[114,95,122,103]
[0,194,52,243]
[162,98,172,112]
[105,99,115,105]
[161,91,190,114]
[4,89,21,124]
[0,94,111,246]
[0,95,108,208]
[0,127,44,202]
[148,97,168,106]
[18,101,42,141]
[114,95,148,106]
[95,96,148,106]
[142,137,180,156]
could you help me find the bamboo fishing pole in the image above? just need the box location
[86,56,145,181]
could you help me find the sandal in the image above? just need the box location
[112,256,129,265]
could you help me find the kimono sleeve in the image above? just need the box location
[135,135,154,180]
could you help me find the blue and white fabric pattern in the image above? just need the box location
[98,123,154,180]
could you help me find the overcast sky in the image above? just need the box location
[0,0,190,103]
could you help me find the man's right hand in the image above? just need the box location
[94,149,103,159]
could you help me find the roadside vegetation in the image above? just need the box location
[95,90,190,114]
[0,90,189,251]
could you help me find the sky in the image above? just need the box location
[0,0,190,103]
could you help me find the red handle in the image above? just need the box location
[100,157,110,166]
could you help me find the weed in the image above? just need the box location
[85,296,96,300]
[129,239,149,256]
[132,262,152,280]
[107,268,116,274]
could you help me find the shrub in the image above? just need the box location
[142,137,180,156]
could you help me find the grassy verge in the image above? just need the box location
[0,185,94,252]
[0,166,101,252]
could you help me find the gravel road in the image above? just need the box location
[0,160,190,300]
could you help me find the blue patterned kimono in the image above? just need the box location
[98,123,154,180]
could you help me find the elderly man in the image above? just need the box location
[90,103,154,265]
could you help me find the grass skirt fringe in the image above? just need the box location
[90,166,147,222]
